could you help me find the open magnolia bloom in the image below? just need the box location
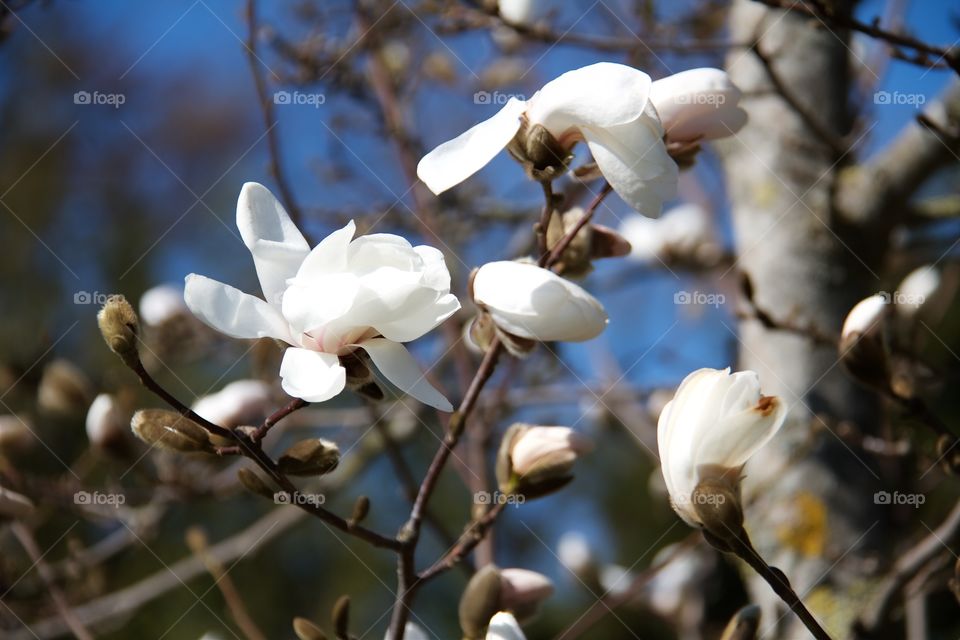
[657,368,787,528]
[417,62,678,217]
[184,183,460,411]
[471,261,607,351]
[649,67,747,144]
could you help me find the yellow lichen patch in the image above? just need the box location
[776,491,827,557]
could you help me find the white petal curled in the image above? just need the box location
[417,98,526,195]
[486,612,526,640]
[650,68,747,142]
[360,338,453,411]
[236,182,310,305]
[472,261,607,342]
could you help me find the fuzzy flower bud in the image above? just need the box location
[131,409,212,453]
[97,295,141,367]
[277,438,340,477]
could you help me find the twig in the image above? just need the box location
[418,501,507,581]
[751,0,960,75]
[250,397,307,443]
[244,0,305,231]
[542,182,612,267]
[10,523,95,640]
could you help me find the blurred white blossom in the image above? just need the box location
[139,284,188,326]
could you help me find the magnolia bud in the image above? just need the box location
[840,295,891,394]
[86,393,129,454]
[332,595,350,639]
[0,414,33,452]
[237,468,275,499]
[498,424,592,498]
[97,295,141,367]
[277,439,340,477]
[465,311,499,355]
[499,568,554,620]
[292,617,327,640]
[131,409,212,453]
[0,485,35,520]
[350,495,370,525]
[692,474,745,547]
[506,122,573,181]
[459,564,503,639]
[720,605,761,640]
[37,359,93,416]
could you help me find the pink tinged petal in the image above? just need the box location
[582,106,678,217]
[650,68,747,142]
[293,220,357,280]
[236,182,310,305]
[184,274,293,343]
[278,348,346,403]
[525,62,654,135]
[417,97,526,195]
[486,612,526,640]
[359,338,453,411]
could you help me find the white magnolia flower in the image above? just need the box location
[185,183,460,411]
[509,426,592,477]
[417,62,678,216]
[472,261,607,342]
[86,393,126,450]
[620,202,713,263]
[499,568,555,611]
[486,612,526,640]
[649,68,747,143]
[139,284,188,326]
[192,380,272,428]
[557,531,592,575]
[657,368,786,526]
[897,265,940,317]
[841,294,888,339]
[384,622,429,640]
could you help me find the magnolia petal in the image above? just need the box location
[417,97,526,195]
[278,348,346,403]
[373,292,461,343]
[360,338,452,411]
[526,62,654,134]
[184,274,293,343]
[696,394,786,471]
[236,182,310,305]
[294,220,357,281]
[281,273,360,336]
[473,261,607,342]
[582,109,678,217]
[414,245,453,291]
[486,612,526,640]
[650,68,746,142]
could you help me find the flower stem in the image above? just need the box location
[730,531,834,640]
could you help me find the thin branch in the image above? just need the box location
[244,0,305,231]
